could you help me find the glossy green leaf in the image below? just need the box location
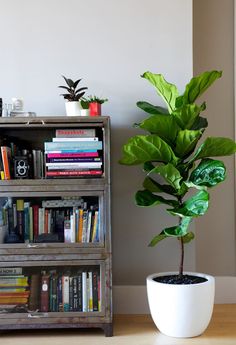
[168,190,209,217]
[143,176,176,195]
[192,137,236,162]
[182,70,222,104]
[190,116,208,130]
[119,135,179,166]
[139,115,180,145]
[149,231,167,247]
[189,158,226,187]
[149,163,182,190]
[175,129,203,158]
[164,217,192,237]
[141,72,179,113]
[135,190,178,207]
[136,101,169,115]
[172,103,205,129]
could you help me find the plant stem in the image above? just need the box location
[179,235,184,277]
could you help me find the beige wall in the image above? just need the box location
[193,0,236,275]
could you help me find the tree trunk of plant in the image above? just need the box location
[179,236,184,277]
[178,215,184,277]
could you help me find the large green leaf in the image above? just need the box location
[143,176,176,195]
[189,158,226,187]
[172,103,205,129]
[148,217,192,247]
[136,101,169,115]
[119,135,179,166]
[190,116,208,130]
[164,217,192,237]
[149,163,182,190]
[141,72,179,113]
[135,190,178,207]
[175,129,203,158]
[182,70,222,104]
[149,231,168,247]
[139,115,181,145]
[192,137,236,162]
[168,190,209,217]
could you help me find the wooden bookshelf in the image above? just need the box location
[0,116,112,336]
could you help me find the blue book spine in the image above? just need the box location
[44,141,102,151]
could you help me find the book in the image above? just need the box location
[32,205,39,238]
[40,273,50,312]
[46,152,99,158]
[0,267,22,275]
[16,199,25,242]
[50,273,58,312]
[28,274,40,311]
[42,198,83,208]
[82,271,87,312]
[1,146,11,180]
[45,149,98,154]
[47,157,102,163]
[46,170,103,177]
[46,162,102,170]
[53,137,98,142]
[44,141,102,151]
[0,276,28,287]
[92,270,99,312]
[55,129,96,138]
[62,275,69,312]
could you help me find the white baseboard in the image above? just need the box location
[113,276,236,314]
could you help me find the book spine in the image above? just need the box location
[45,149,99,154]
[47,157,102,163]
[1,146,11,180]
[46,162,102,169]
[40,274,50,312]
[92,270,99,312]
[46,170,102,177]
[46,152,99,158]
[32,205,39,239]
[16,199,25,242]
[53,137,98,142]
[82,271,87,312]
[0,267,22,275]
[55,129,96,137]
[44,141,102,151]
[62,275,69,312]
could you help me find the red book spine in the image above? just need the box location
[47,152,99,158]
[32,205,39,238]
[46,170,102,177]
[40,274,50,312]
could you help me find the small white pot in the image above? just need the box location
[146,272,215,338]
[65,101,82,116]
[80,109,90,116]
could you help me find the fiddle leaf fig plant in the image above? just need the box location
[119,70,236,277]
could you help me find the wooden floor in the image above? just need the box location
[0,305,235,345]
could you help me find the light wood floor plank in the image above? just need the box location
[0,304,235,344]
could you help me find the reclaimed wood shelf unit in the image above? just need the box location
[0,116,112,336]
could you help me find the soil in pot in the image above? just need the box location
[153,274,207,285]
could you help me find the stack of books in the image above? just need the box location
[45,128,103,178]
[0,267,29,311]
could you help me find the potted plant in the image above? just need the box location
[81,96,108,116]
[119,70,236,338]
[59,76,87,116]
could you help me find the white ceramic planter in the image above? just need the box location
[146,271,215,338]
[65,101,82,116]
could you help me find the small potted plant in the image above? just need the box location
[81,96,108,116]
[119,70,236,338]
[58,76,87,116]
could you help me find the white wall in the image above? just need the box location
[0,0,193,284]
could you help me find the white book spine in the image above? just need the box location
[63,275,70,311]
[82,271,87,312]
[53,137,98,142]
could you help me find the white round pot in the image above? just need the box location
[65,101,82,116]
[146,272,215,338]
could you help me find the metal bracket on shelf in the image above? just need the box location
[28,312,49,318]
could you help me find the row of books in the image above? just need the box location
[0,128,104,180]
[0,269,29,307]
[1,198,100,244]
[45,128,103,178]
[0,267,101,313]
